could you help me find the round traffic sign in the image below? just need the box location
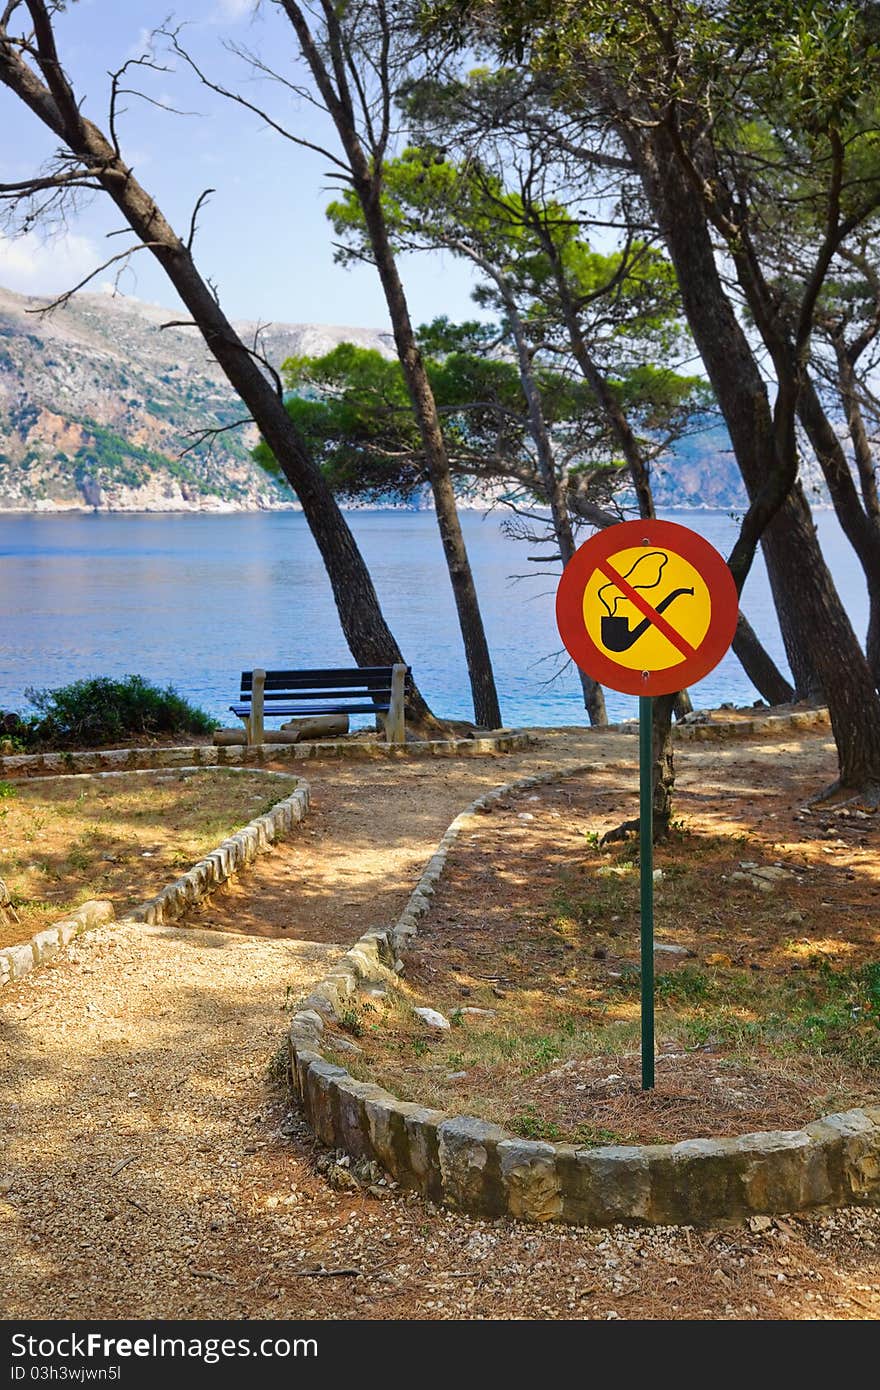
[556,519,738,696]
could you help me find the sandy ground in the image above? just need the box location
[2,726,879,1320]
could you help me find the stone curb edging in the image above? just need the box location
[673,707,830,741]
[0,707,832,780]
[287,758,880,1227]
[0,766,310,991]
[0,731,534,780]
[0,898,115,991]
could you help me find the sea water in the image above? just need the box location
[0,508,867,727]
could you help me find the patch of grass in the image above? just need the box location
[548,880,631,932]
[509,1107,563,1141]
[656,966,713,1002]
[670,960,880,1068]
[0,768,298,949]
[529,1036,561,1067]
[339,1007,363,1038]
[0,781,17,799]
[572,1124,627,1148]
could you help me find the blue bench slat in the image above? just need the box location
[230,701,390,717]
[237,689,392,705]
[241,666,405,692]
[263,686,393,698]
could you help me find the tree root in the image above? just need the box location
[600,817,639,845]
[600,815,671,846]
[405,716,481,741]
[806,779,880,810]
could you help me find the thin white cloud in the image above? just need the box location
[0,231,105,297]
[214,0,259,20]
[125,26,155,61]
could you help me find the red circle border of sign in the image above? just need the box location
[555,519,739,697]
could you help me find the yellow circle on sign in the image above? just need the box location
[581,545,712,672]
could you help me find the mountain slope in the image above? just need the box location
[0,284,394,512]
[2,282,830,515]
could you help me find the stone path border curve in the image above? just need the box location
[286,716,880,1228]
[0,766,309,991]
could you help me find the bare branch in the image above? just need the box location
[187,188,215,252]
[160,25,351,173]
[245,321,284,399]
[178,416,253,459]
[0,169,101,197]
[108,53,194,157]
[26,241,162,313]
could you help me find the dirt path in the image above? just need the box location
[2,727,879,1320]
[187,730,632,942]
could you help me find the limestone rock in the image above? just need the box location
[498,1139,562,1222]
[414,1007,451,1031]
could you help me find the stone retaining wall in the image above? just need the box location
[0,709,831,780]
[674,707,830,741]
[0,767,310,990]
[287,746,880,1227]
[0,731,534,780]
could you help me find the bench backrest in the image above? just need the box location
[237,666,408,706]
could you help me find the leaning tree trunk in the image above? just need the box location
[651,692,678,831]
[276,2,502,731]
[0,41,436,725]
[356,192,503,729]
[633,133,827,700]
[732,612,795,706]
[798,373,880,693]
[636,135,880,787]
[502,286,606,724]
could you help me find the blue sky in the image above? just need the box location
[0,0,484,329]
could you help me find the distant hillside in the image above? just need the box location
[0,285,394,512]
[0,283,830,514]
[648,421,746,511]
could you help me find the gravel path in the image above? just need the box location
[2,728,879,1320]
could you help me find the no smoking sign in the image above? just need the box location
[556,519,738,697]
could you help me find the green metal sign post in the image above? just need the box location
[639,695,655,1091]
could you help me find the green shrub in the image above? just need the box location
[22,675,219,748]
[0,710,39,751]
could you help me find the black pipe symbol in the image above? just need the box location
[597,551,694,652]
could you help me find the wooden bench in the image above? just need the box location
[229,665,409,747]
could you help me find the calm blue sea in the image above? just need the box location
[0,508,868,728]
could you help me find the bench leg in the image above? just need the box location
[248,668,266,747]
[384,663,406,745]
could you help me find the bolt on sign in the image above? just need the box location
[555,519,739,697]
